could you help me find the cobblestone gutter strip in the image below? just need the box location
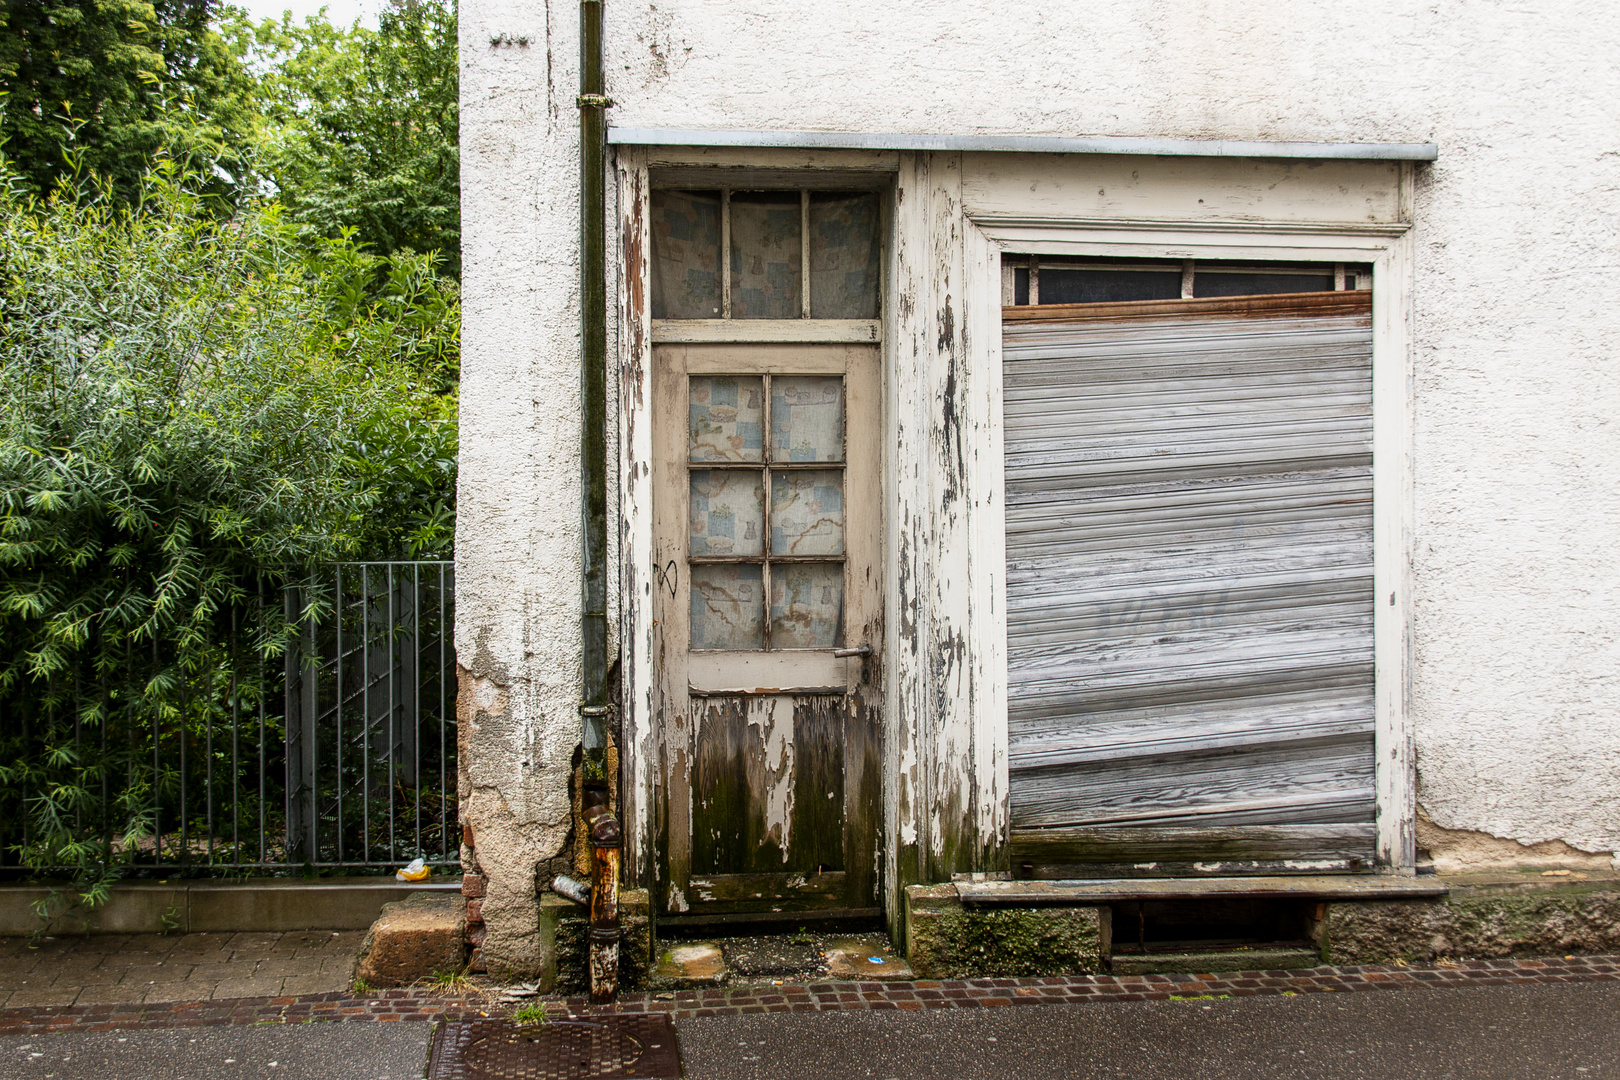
[4,956,1618,1036]
[0,989,491,1036]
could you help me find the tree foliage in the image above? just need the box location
[233,0,460,276]
[0,156,458,900]
[0,0,259,203]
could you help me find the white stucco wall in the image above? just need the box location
[459,0,1620,967]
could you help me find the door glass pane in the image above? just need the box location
[808,192,881,318]
[651,190,722,319]
[690,376,764,462]
[770,376,843,462]
[729,191,802,319]
[690,470,764,556]
[771,470,844,556]
[771,563,843,648]
[691,564,765,650]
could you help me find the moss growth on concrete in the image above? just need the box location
[544,888,653,993]
[1330,876,1620,964]
[904,884,1102,979]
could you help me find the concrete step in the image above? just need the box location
[652,942,729,987]
[823,936,915,981]
[353,891,467,989]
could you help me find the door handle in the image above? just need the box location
[833,643,872,685]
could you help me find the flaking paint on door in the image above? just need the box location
[652,342,883,916]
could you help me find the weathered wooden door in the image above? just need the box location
[652,342,882,918]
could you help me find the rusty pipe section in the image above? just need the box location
[581,786,620,1003]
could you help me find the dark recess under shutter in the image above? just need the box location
[1001,291,1377,877]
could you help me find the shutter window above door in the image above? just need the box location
[1001,290,1377,877]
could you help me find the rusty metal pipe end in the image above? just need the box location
[582,803,622,849]
[552,875,591,904]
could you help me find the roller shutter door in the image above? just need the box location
[1002,291,1376,876]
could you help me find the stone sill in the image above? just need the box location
[955,875,1449,907]
[0,877,463,935]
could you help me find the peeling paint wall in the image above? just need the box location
[456,0,582,978]
[460,0,1620,971]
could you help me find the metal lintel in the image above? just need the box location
[607,127,1439,162]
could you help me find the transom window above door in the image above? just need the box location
[687,372,846,651]
[652,189,882,320]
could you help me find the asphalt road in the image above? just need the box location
[675,982,1620,1080]
[4,982,1617,1079]
[2,1022,434,1080]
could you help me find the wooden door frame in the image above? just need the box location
[614,146,901,907]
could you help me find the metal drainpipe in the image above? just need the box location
[577,0,619,1005]
[578,0,610,752]
[582,785,621,1003]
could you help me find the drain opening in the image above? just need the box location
[427,1015,682,1080]
[1110,897,1319,956]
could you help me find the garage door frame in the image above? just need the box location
[962,211,1417,874]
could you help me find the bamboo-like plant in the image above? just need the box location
[0,151,458,919]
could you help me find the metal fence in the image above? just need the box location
[283,562,458,868]
[0,561,458,874]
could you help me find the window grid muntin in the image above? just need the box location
[688,371,846,651]
[654,187,880,322]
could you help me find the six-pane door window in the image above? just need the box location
[687,374,847,650]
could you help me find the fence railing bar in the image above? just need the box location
[206,644,215,864]
[258,579,267,864]
[304,576,319,866]
[284,585,299,866]
[387,563,396,861]
[73,668,82,834]
[99,658,110,863]
[231,604,240,863]
[21,698,31,855]
[413,562,422,857]
[152,637,161,864]
[125,640,133,863]
[181,651,190,864]
[439,563,448,860]
[362,567,371,862]
[336,565,345,866]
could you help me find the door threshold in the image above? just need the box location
[656,907,884,933]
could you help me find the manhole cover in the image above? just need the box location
[427,1016,682,1079]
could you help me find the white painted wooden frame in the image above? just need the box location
[964,207,1418,874]
[615,146,656,887]
[619,145,1419,903]
[614,146,902,893]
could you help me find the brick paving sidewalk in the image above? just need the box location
[0,930,364,1009]
[2,954,1616,1037]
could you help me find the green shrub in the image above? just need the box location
[0,155,458,910]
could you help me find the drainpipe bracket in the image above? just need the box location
[577,94,615,109]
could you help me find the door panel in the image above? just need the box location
[653,342,882,916]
